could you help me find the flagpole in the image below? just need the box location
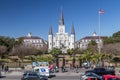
[98,9,101,54]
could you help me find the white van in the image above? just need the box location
[34,66,50,77]
[33,62,50,77]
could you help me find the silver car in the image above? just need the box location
[80,72,103,80]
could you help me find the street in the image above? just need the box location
[0,71,81,80]
[1,68,119,80]
[0,68,85,80]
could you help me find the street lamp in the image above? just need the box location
[72,53,75,68]
[61,45,66,67]
[55,54,59,68]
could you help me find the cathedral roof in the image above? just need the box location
[71,24,75,34]
[49,26,53,35]
[59,9,64,25]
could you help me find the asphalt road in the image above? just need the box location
[0,72,81,80]
[1,68,120,80]
[0,69,84,80]
[0,71,23,80]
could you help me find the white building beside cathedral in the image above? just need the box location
[17,32,47,49]
[48,10,75,51]
[76,32,106,50]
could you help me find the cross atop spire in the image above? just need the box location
[59,9,64,25]
[49,26,53,35]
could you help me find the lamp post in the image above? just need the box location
[55,54,59,68]
[61,45,66,67]
[72,53,75,68]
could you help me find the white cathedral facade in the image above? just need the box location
[48,10,75,51]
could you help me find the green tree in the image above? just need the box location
[112,31,120,38]
[112,31,120,43]
[50,48,62,57]
[103,37,114,44]
[82,49,93,62]
[15,37,24,45]
[0,36,18,59]
[36,50,42,56]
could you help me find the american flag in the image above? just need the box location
[99,9,105,14]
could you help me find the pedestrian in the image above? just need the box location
[70,63,72,70]
[49,64,53,73]
[5,66,7,73]
[73,63,76,72]
[6,66,9,72]
[61,65,64,72]
[2,64,4,71]
[76,65,79,73]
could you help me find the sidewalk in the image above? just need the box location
[1,71,23,76]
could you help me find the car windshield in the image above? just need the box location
[94,68,105,71]
[29,73,38,76]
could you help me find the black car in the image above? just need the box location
[85,67,115,76]
[21,71,48,80]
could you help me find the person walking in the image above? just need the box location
[76,65,79,73]
[70,63,72,70]
[2,64,4,71]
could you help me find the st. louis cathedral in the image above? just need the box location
[48,10,75,52]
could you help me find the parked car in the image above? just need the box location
[81,74,120,80]
[80,72,103,80]
[103,75,120,80]
[85,67,115,76]
[80,72,120,80]
[21,71,48,80]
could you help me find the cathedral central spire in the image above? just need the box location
[71,24,75,34]
[59,9,64,25]
[49,26,53,35]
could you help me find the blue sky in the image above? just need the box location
[0,0,120,41]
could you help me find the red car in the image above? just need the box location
[83,74,120,80]
[103,75,120,80]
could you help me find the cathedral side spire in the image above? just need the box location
[71,24,75,34]
[59,9,64,25]
[49,26,53,35]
